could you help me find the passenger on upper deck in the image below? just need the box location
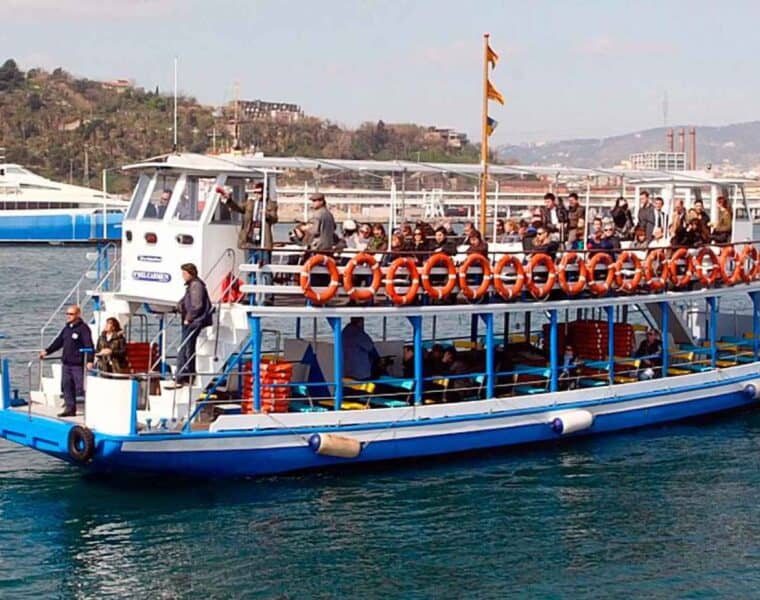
[566,193,585,247]
[303,193,336,253]
[144,189,171,219]
[459,221,475,245]
[367,223,387,252]
[611,197,634,240]
[432,226,457,255]
[693,199,710,229]
[653,197,668,235]
[637,191,655,241]
[648,227,668,249]
[630,227,649,250]
[466,229,489,256]
[355,223,373,251]
[401,223,414,246]
[410,227,432,265]
[531,227,559,258]
[220,182,275,250]
[342,317,379,381]
[601,222,621,255]
[670,199,686,239]
[711,196,732,243]
[540,193,568,242]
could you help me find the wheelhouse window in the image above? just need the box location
[142,174,179,220]
[173,176,216,221]
[125,174,151,220]
[211,177,246,224]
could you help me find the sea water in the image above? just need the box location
[1,247,760,598]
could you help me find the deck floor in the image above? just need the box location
[12,402,86,425]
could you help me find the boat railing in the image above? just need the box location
[39,242,119,349]
[148,248,238,373]
[235,239,760,306]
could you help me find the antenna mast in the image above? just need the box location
[173,57,178,152]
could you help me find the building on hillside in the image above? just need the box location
[233,100,303,123]
[629,151,687,171]
[425,127,469,149]
[101,79,133,92]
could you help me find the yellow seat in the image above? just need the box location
[716,359,737,368]
[318,400,368,410]
[454,340,480,350]
[666,367,691,376]
[343,378,376,394]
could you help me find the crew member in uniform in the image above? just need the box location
[39,304,93,417]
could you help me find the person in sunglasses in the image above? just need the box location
[39,305,93,417]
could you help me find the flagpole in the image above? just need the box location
[479,33,490,235]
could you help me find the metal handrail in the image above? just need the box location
[39,243,118,348]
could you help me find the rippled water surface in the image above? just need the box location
[1,246,760,598]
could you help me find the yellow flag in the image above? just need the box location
[487,43,499,69]
[487,80,505,105]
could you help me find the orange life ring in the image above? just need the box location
[221,271,244,303]
[342,252,381,303]
[421,253,457,300]
[644,249,667,291]
[668,248,693,288]
[739,244,760,282]
[457,253,492,301]
[614,251,643,293]
[557,252,588,296]
[492,254,525,300]
[586,253,615,296]
[385,257,420,305]
[693,247,720,286]
[525,253,557,299]
[719,246,743,285]
[299,254,340,304]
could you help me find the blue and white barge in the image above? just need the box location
[1,153,760,478]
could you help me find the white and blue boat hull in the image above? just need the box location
[3,367,758,478]
[0,210,123,242]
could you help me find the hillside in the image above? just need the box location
[498,122,760,170]
[0,59,480,193]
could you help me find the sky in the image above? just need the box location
[3,0,760,145]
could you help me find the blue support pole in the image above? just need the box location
[707,297,717,369]
[606,305,615,385]
[661,300,669,377]
[327,317,343,410]
[407,316,423,406]
[1,358,10,410]
[251,315,262,412]
[549,309,558,393]
[751,291,760,361]
[129,378,139,435]
[483,313,495,399]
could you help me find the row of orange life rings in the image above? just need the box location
[298,245,760,305]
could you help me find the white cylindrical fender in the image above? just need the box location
[550,410,594,435]
[308,433,362,459]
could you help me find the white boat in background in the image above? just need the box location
[0,162,126,242]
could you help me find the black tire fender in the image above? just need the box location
[67,425,95,463]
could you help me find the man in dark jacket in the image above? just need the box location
[39,305,93,417]
[175,263,213,385]
[431,226,457,255]
[637,190,656,241]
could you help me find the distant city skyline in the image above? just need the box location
[3,0,760,145]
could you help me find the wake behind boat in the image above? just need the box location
[1,152,759,478]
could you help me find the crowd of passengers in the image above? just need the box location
[341,316,666,404]
[286,190,734,266]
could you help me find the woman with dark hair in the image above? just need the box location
[382,232,407,266]
[410,227,432,266]
[610,197,634,239]
[94,317,128,373]
[466,229,489,256]
[711,196,732,243]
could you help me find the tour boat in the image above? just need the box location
[0,162,125,242]
[1,152,759,478]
